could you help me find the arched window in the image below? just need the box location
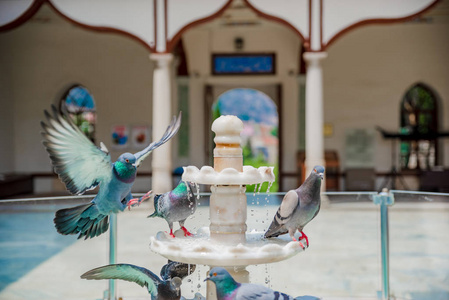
[60,85,96,142]
[400,83,438,170]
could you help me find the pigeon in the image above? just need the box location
[264,166,325,249]
[205,267,319,300]
[160,260,196,281]
[148,180,197,238]
[41,105,181,239]
[81,261,195,300]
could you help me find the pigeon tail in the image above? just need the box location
[264,217,287,239]
[54,203,109,240]
[148,211,159,218]
[147,194,162,218]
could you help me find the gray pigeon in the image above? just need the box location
[81,261,195,300]
[205,267,320,300]
[148,181,197,238]
[264,166,325,249]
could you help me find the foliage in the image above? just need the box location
[212,102,221,122]
[70,113,94,141]
[270,126,278,137]
[243,143,278,193]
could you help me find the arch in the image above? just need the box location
[399,82,440,170]
[0,0,155,52]
[212,88,280,192]
[324,0,440,51]
[167,0,306,53]
[242,0,307,47]
[59,84,96,142]
[166,0,233,53]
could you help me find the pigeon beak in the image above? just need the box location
[132,163,138,168]
[204,277,210,282]
[318,173,324,180]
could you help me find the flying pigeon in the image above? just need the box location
[264,166,324,249]
[41,105,181,239]
[148,180,197,238]
[205,267,319,300]
[81,261,195,300]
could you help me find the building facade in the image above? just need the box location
[0,0,448,194]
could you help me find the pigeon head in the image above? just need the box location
[311,165,325,180]
[205,267,240,298]
[117,153,137,168]
[114,153,137,181]
[205,267,239,294]
[169,277,182,294]
[205,267,229,282]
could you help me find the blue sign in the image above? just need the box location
[213,54,275,75]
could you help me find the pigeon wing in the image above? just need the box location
[277,190,300,224]
[134,112,181,168]
[264,190,299,238]
[41,105,112,195]
[237,284,283,299]
[81,264,161,296]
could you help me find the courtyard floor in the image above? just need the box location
[0,193,448,300]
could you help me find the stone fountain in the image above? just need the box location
[150,115,304,299]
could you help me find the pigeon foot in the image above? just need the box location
[298,231,309,248]
[291,236,305,250]
[127,190,152,210]
[127,198,139,210]
[181,226,193,237]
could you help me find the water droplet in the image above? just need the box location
[257,183,262,194]
[197,284,201,289]
[187,279,192,282]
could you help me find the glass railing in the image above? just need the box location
[0,190,448,300]
[388,190,449,300]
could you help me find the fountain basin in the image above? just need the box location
[149,227,304,267]
[182,166,275,186]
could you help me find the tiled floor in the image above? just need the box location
[0,196,448,300]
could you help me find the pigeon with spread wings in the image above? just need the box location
[41,105,181,239]
[81,261,195,300]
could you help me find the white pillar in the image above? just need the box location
[303,52,327,177]
[150,53,173,194]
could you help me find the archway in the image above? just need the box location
[60,84,96,143]
[212,88,279,192]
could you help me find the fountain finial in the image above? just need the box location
[212,115,243,172]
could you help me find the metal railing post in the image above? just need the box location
[372,188,394,300]
[108,213,117,300]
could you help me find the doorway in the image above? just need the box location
[205,84,282,192]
